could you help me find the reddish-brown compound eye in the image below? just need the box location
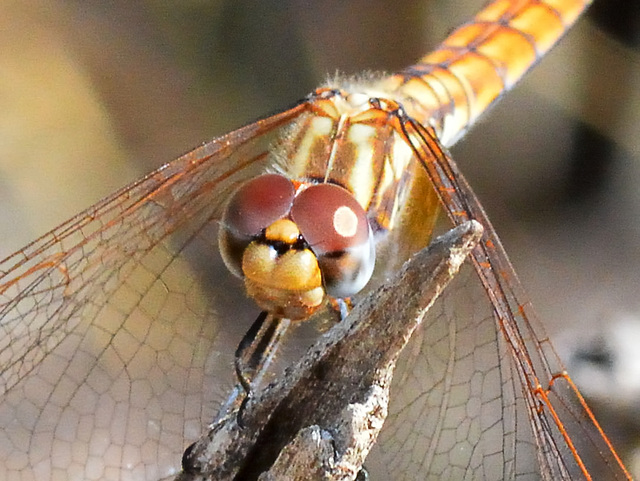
[291,183,375,298]
[219,174,295,277]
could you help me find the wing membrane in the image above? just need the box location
[368,262,536,479]
[391,116,630,479]
[0,102,309,480]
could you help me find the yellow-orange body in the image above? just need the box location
[278,0,591,229]
[244,0,592,316]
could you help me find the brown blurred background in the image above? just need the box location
[0,0,639,475]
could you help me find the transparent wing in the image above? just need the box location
[0,101,310,481]
[368,262,534,480]
[364,117,630,479]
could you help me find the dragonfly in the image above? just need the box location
[0,0,635,480]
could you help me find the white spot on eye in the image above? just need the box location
[333,205,358,238]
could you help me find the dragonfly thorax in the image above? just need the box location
[283,88,421,234]
[219,173,375,320]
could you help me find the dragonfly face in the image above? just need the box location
[219,173,375,319]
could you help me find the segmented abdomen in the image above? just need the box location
[382,0,591,146]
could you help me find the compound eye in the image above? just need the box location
[291,183,375,298]
[220,174,295,276]
[223,174,295,237]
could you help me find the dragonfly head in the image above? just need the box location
[219,174,375,320]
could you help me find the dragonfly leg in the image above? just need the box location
[233,312,291,426]
[234,312,291,393]
[330,297,352,321]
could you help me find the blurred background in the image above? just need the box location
[0,0,639,476]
